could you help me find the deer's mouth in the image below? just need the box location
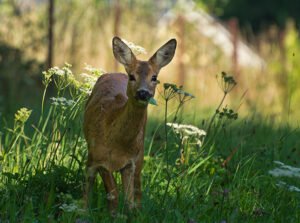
[136,99,149,106]
[136,89,152,101]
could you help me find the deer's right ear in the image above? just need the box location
[112,37,136,66]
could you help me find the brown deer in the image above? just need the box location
[83,37,177,214]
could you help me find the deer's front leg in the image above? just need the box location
[120,161,135,210]
[99,168,119,215]
[134,149,144,207]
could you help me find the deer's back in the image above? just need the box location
[86,73,128,111]
[84,73,128,140]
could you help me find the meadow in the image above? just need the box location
[1,1,300,222]
[0,64,299,223]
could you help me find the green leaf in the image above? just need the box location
[148,97,158,106]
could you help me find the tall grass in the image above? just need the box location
[0,65,299,222]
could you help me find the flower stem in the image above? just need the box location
[206,92,227,137]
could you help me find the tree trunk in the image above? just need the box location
[47,0,55,68]
[113,0,121,71]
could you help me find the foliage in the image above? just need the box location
[0,42,44,115]
[1,0,300,119]
[196,0,300,32]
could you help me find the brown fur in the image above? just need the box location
[83,37,177,214]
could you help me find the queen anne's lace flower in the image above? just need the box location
[269,161,300,178]
[167,123,206,146]
[122,39,147,55]
[50,97,75,107]
[269,161,300,193]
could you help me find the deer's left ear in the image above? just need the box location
[149,39,177,70]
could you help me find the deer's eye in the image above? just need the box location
[151,75,157,82]
[129,74,136,81]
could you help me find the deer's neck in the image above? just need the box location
[110,97,148,145]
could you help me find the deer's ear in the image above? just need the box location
[149,39,177,70]
[112,37,136,66]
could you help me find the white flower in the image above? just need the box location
[84,64,105,76]
[122,39,147,55]
[50,97,75,107]
[167,122,206,146]
[276,181,300,193]
[59,203,78,213]
[49,66,64,76]
[269,161,300,178]
[269,161,300,193]
[167,123,206,136]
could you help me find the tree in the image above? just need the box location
[197,0,300,32]
[47,0,55,68]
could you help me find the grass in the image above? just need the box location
[0,66,299,223]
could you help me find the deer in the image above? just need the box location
[83,37,177,215]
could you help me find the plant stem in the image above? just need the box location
[41,84,48,114]
[206,92,227,137]
[164,99,169,168]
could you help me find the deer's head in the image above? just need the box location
[112,37,177,105]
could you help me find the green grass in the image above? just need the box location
[0,66,299,223]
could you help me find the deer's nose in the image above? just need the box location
[136,89,152,101]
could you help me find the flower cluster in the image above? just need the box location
[167,122,206,146]
[42,63,104,95]
[216,107,238,120]
[58,193,84,213]
[269,161,300,193]
[216,71,237,94]
[14,107,32,124]
[50,97,75,107]
[162,83,195,102]
[276,181,300,193]
[269,161,300,178]
[122,39,147,55]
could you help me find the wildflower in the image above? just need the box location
[167,123,206,146]
[84,64,105,77]
[58,193,85,213]
[276,181,300,193]
[216,71,237,94]
[50,97,75,108]
[167,123,206,137]
[59,203,79,213]
[216,107,238,120]
[42,70,52,86]
[162,83,195,103]
[268,161,300,178]
[121,39,147,55]
[80,73,98,87]
[14,107,32,124]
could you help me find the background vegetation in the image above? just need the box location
[0,0,299,222]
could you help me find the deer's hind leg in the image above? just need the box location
[84,163,97,209]
[99,168,119,215]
